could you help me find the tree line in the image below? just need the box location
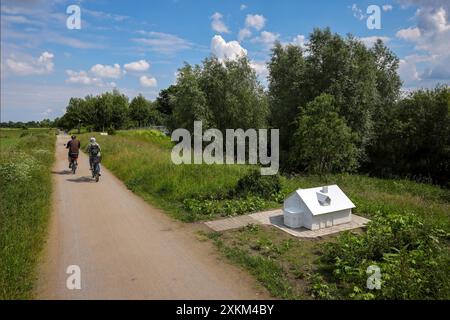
[0,119,57,129]
[53,27,449,186]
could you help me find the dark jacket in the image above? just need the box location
[67,139,81,154]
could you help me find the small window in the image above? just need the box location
[316,192,331,206]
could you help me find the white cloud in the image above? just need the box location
[134,31,193,54]
[2,14,42,26]
[41,108,53,116]
[211,35,247,61]
[5,51,54,76]
[240,4,247,10]
[250,60,268,78]
[395,3,450,86]
[252,31,280,48]
[396,27,421,40]
[351,3,366,20]
[66,70,104,86]
[238,28,252,41]
[292,34,306,47]
[382,4,393,11]
[245,14,266,30]
[211,12,230,34]
[66,63,121,87]
[398,55,425,83]
[359,36,391,47]
[124,60,150,72]
[83,8,129,22]
[90,63,122,79]
[139,75,158,87]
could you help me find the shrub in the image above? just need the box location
[107,126,116,135]
[235,170,282,198]
[319,212,450,299]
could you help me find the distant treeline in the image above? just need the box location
[0,119,57,129]
[54,28,449,186]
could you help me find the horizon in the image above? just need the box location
[1,0,450,122]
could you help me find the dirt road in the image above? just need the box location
[36,135,268,299]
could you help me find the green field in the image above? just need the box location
[0,128,55,299]
[79,129,450,299]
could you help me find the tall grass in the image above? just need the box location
[0,129,55,299]
[80,129,449,230]
[80,130,254,221]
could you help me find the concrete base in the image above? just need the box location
[205,209,370,239]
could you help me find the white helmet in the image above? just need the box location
[90,137,96,143]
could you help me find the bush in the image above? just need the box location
[107,126,116,135]
[183,196,268,218]
[319,212,450,299]
[235,170,282,198]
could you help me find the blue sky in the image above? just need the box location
[1,0,449,121]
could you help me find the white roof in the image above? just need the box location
[292,185,355,216]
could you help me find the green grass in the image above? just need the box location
[77,129,450,299]
[79,130,450,229]
[0,129,55,299]
[203,224,326,299]
[79,130,258,221]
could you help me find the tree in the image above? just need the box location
[290,94,358,174]
[268,42,306,156]
[109,89,129,129]
[304,29,378,154]
[156,85,177,117]
[129,94,151,127]
[365,39,403,171]
[199,56,268,131]
[170,63,210,133]
[372,86,450,185]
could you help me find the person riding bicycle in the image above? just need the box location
[86,137,101,175]
[66,135,80,168]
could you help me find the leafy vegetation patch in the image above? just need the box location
[317,213,450,300]
[0,129,55,299]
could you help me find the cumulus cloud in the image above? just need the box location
[139,75,157,87]
[124,60,150,72]
[211,35,247,61]
[251,31,280,48]
[211,12,230,33]
[359,36,391,47]
[238,28,252,41]
[292,35,306,47]
[66,70,104,86]
[399,60,419,83]
[66,62,121,87]
[250,60,268,78]
[395,1,450,84]
[90,63,122,79]
[5,51,54,76]
[396,27,421,40]
[245,14,266,30]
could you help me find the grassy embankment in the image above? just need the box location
[79,129,450,299]
[0,128,55,299]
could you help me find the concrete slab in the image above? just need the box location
[205,209,370,238]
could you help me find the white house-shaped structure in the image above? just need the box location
[283,185,355,230]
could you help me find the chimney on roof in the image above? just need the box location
[321,186,328,193]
